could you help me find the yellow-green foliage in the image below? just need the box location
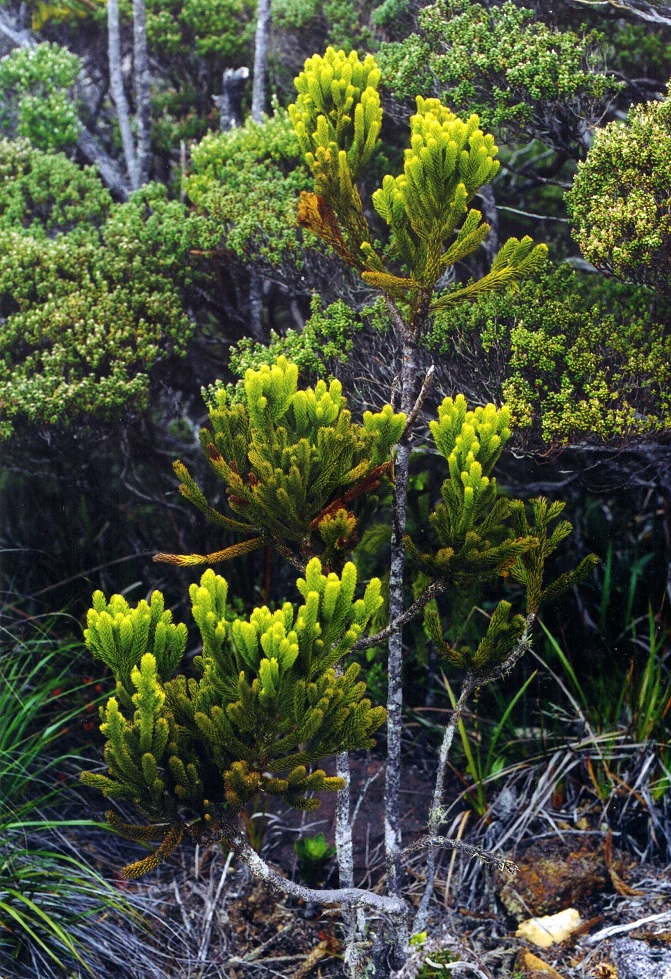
[427,263,671,443]
[416,398,597,673]
[371,98,499,284]
[81,559,385,876]
[85,589,188,690]
[289,47,382,200]
[408,395,537,585]
[159,357,406,570]
[289,47,547,312]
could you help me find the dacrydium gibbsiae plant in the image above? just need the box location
[81,49,597,978]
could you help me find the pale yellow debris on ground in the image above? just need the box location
[516,908,583,948]
[517,947,568,977]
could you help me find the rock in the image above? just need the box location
[498,838,630,919]
[516,908,583,948]
[609,939,671,979]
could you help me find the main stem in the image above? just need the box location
[385,302,422,898]
[219,815,409,977]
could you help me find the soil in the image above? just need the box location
[108,748,671,979]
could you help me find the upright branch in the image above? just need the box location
[107,0,152,189]
[251,0,272,122]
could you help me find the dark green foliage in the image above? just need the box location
[159,357,405,570]
[122,0,256,64]
[82,559,386,876]
[273,0,376,52]
[377,0,621,153]
[509,497,599,615]
[185,108,314,270]
[0,139,111,237]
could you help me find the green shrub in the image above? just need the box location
[0,139,111,237]
[0,43,81,151]
[0,183,205,439]
[377,0,621,152]
[427,263,671,443]
[567,86,671,295]
[184,108,313,268]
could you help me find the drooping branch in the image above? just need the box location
[570,0,671,26]
[220,815,409,950]
[404,837,518,876]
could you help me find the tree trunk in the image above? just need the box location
[132,0,152,185]
[76,128,131,200]
[107,0,139,189]
[217,66,249,130]
[384,311,422,899]
[250,0,271,333]
[251,0,271,122]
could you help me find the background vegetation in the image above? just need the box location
[0,0,670,974]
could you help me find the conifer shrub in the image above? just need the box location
[79,49,596,976]
[81,356,593,885]
[83,542,387,876]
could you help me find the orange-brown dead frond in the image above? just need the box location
[106,811,171,843]
[309,462,393,529]
[207,444,224,464]
[297,192,362,269]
